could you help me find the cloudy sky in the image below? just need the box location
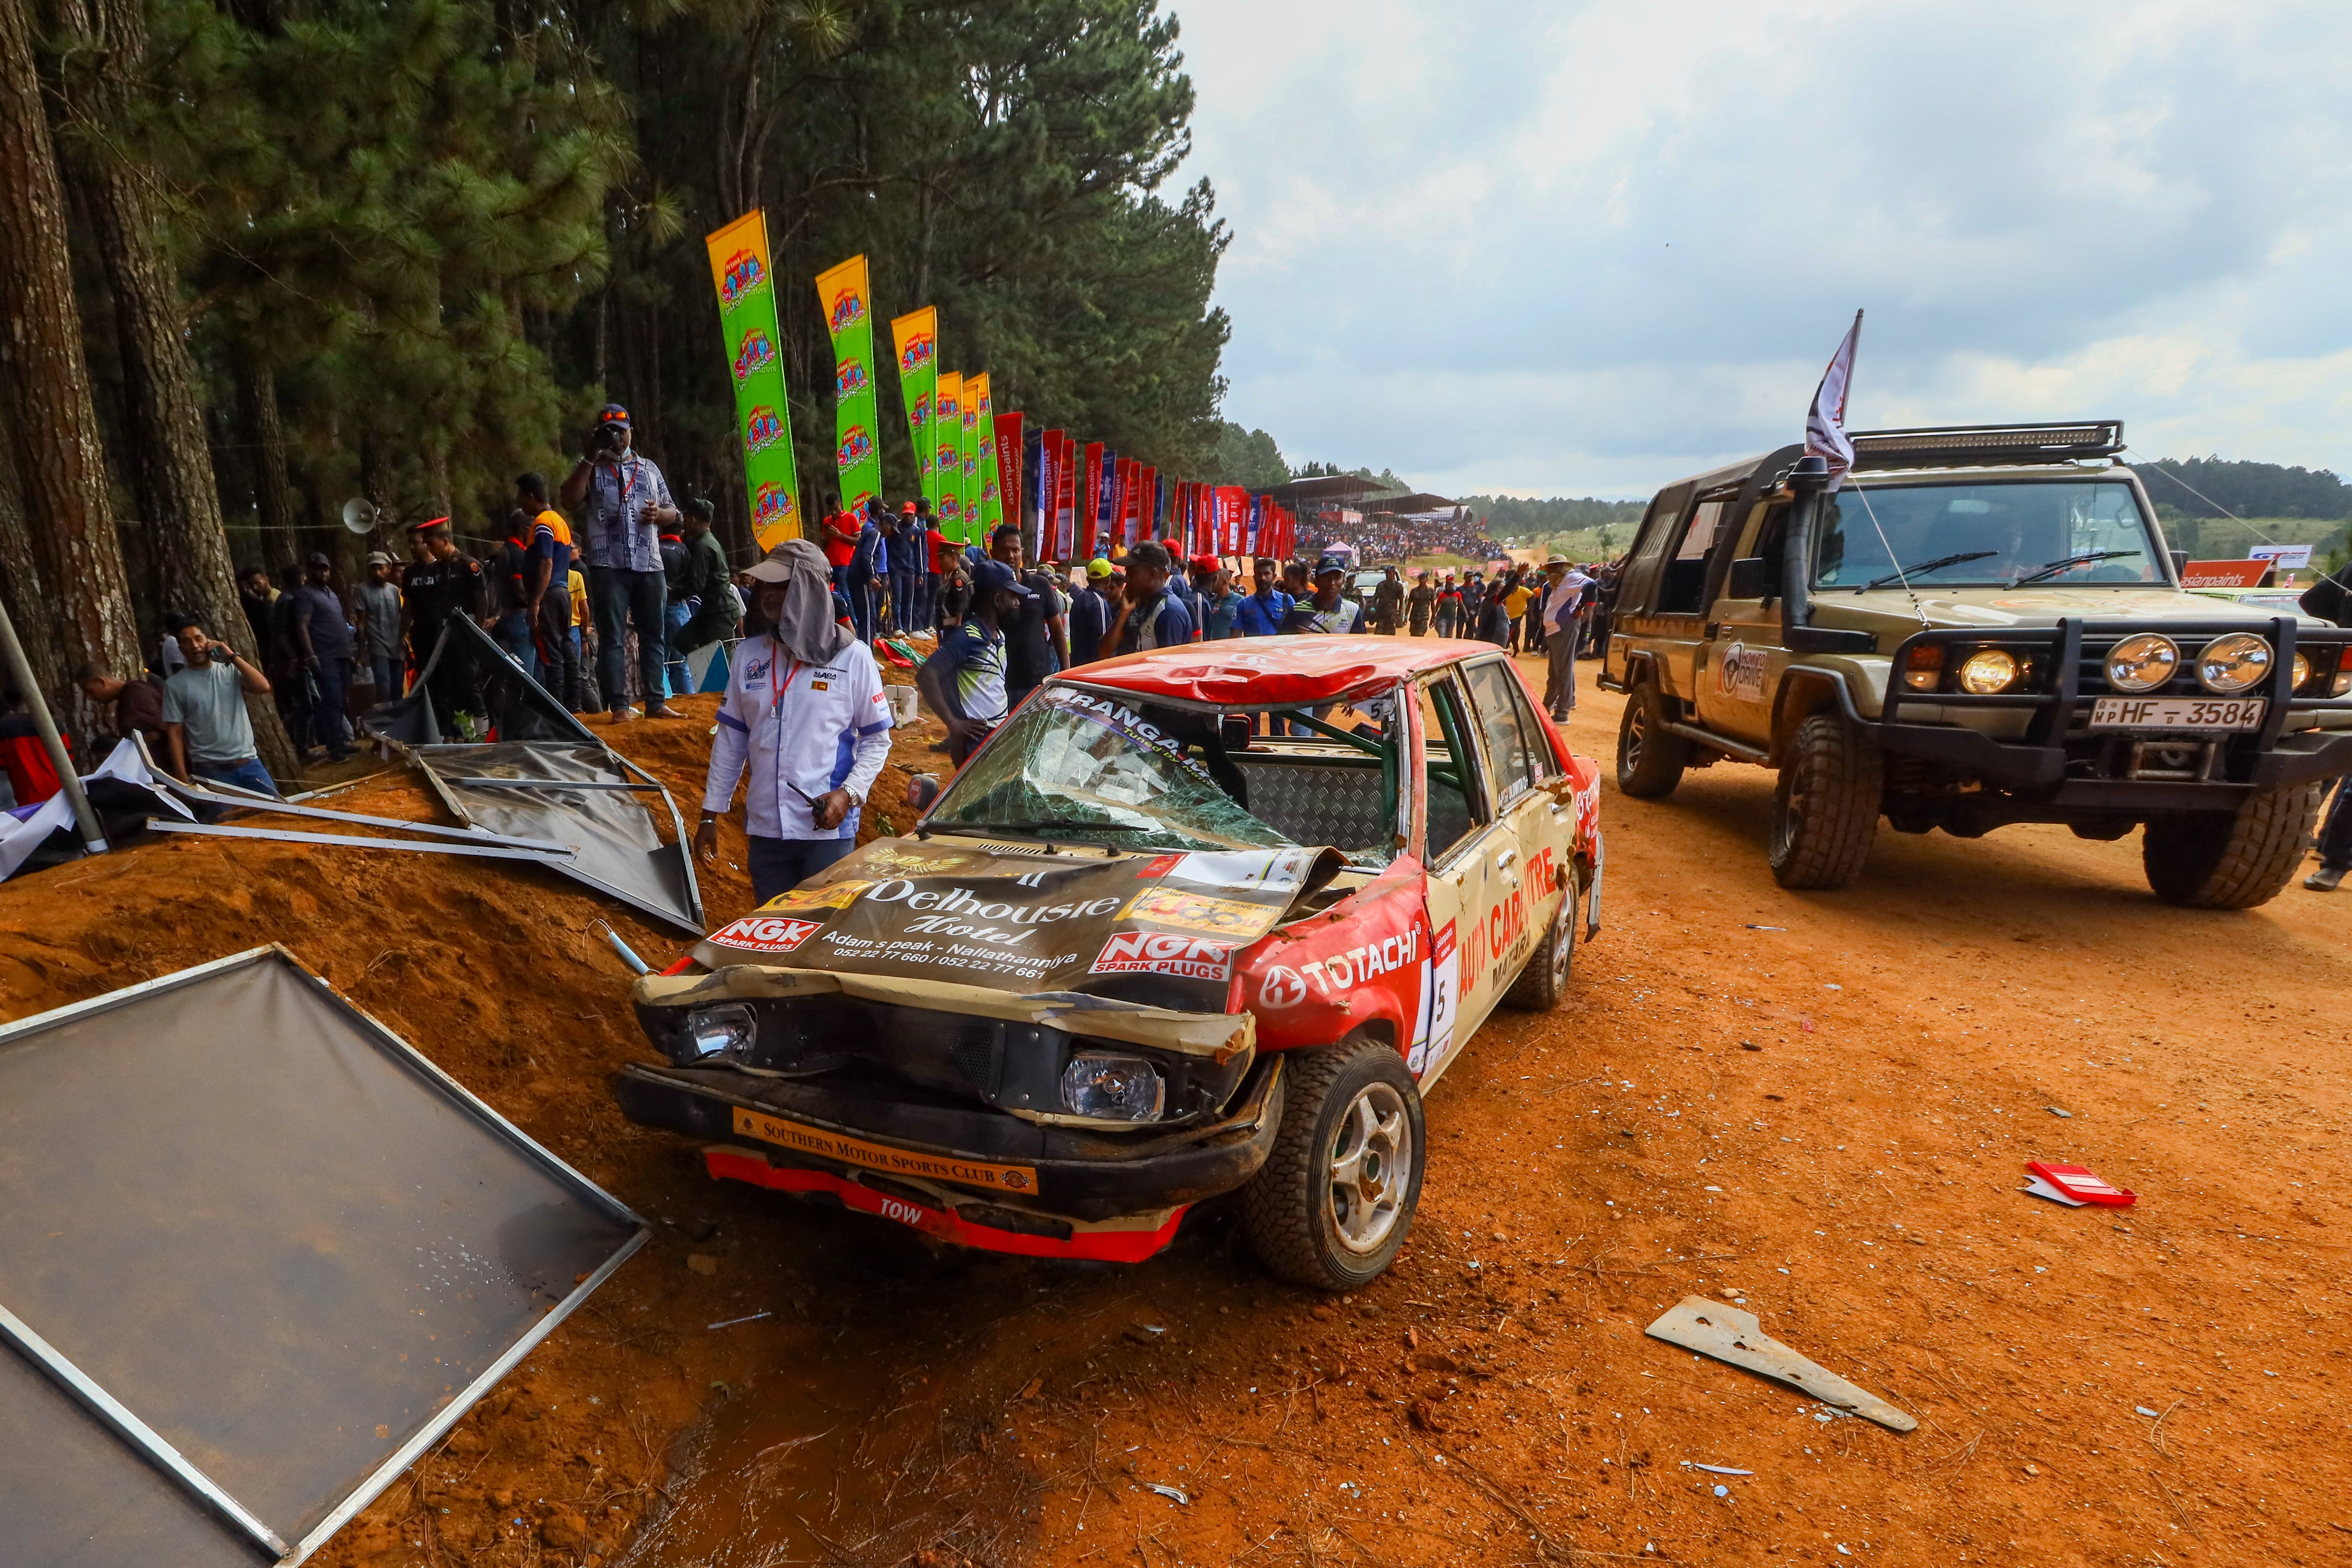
[1171,0,2352,499]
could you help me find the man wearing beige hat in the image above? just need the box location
[695,540,894,905]
[354,550,405,701]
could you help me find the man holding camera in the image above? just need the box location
[560,403,680,720]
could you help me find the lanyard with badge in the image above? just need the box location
[764,645,823,811]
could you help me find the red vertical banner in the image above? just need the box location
[1080,442,1104,561]
[1111,459,1129,549]
[1221,487,1249,553]
[995,411,1025,548]
[1140,466,1158,540]
[1122,460,1143,547]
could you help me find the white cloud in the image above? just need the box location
[1172,0,2352,496]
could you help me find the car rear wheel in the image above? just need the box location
[1241,1036,1425,1292]
[1768,713,1882,889]
[1617,679,1690,798]
[1504,875,1577,1010]
[2141,782,2324,909]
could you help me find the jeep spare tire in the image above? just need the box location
[1616,680,1690,798]
[2141,781,2325,909]
[1242,1036,1426,1292]
[1768,713,1883,889]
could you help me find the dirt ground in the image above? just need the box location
[4,652,2347,1567]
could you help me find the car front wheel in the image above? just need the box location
[2142,781,2324,909]
[1241,1036,1426,1291]
[1768,713,1883,889]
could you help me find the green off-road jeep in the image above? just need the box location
[1599,422,2352,907]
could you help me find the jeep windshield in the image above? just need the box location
[926,685,1296,854]
[1813,479,2163,591]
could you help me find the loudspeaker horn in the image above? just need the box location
[340,497,380,535]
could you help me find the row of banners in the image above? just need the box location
[704,209,1299,561]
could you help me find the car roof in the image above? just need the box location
[1063,635,1499,707]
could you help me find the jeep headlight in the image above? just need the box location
[1060,1053,1165,1122]
[2105,633,2178,693]
[2291,652,2310,690]
[683,1004,756,1062]
[2195,633,2271,693]
[1956,649,2019,695]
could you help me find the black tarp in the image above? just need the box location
[0,948,647,1565]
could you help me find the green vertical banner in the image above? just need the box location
[890,306,939,507]
[705,210,803,548]
[815,254,883,511]
[934,373,964,537]
[971,373,1004,538]
[959,377,981,543]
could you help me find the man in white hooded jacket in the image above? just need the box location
[695,539,894,905]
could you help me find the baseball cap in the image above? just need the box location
[596,403,630,427]
[1087,558,1114,579]
[305,551,331,568]
[1189,553,1222,574]
[901,500,918,514]
[1314,552,1350,576]
[971,558,1035,600]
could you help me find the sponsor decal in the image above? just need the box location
[744,405,786,452]
[836,426,875,470]
[733,327,777,382]
[910,393,931,430]
[731,1106,1035,1192]
[753,482,798,531]
[828,288,867,333]
[900,334,936,373]
[1090,931,1235,981]
[1716,641,1768,701]
[1137,853,1183,879]
[709,914,821,954]
[765,878,872,914]
[1258,965,1307,1009]
[1121,885,1281,939]
[718,249,764,309]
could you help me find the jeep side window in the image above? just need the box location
[1658,499,1729,615]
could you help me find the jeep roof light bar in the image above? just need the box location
[1850,420,2125,471]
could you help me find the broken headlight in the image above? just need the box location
[683,1004,756,1062]
[1060,1052,1165,1122]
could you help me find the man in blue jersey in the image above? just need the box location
[1231,557,1292,637]
[920,558,1032,766]
[1100,541,1195,659]
[1282,555,1369,635]
[694,539,894,905]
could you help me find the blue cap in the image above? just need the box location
[972,559,1035,599]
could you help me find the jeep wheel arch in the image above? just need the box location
[1769,670,1855,768]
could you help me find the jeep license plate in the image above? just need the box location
[2089,696,2266,731]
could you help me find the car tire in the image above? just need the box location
[1767,713,1882,889]
[2141,782,2324,909]
[1616,679,1690,798]
[1241,1036,1426,1293]
[1504,875,1577,1010]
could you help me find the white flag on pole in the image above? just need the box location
[1804,310,1864,492]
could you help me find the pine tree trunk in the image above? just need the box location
[0,0,142,717]
[239,356,298,542]
[0,413,65,698]
[50,0,300,777]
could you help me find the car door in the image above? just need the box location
[1459,658,1563,992]
[1694,500,1786,744]
[1410,669,1495,1087]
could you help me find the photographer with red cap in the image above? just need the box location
[559,403,682,721]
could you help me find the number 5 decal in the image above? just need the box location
[1408,920,1459,1078]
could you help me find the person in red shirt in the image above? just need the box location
[0,687,65,807]
[820,497,859,586]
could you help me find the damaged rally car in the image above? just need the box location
[614,638,1603,1289]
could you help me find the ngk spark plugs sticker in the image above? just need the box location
[708,914,823,954]
[1090,931,1236,981]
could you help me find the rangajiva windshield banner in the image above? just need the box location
[705,210,803,547]
[695,829,1341,1010]
[890,306,938,508]
[815,255,883,512]
[959,376,982,543]
[970,373,1003,538]
[934,373,964,538]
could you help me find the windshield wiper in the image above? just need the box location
[2009,550,2139,586]
[1862,550,1997,592]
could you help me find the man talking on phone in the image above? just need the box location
[561,404,681,721]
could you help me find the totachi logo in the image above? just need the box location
[709,915,821,954]
[1090,931,1235,981]
[1257,965,1308,1009]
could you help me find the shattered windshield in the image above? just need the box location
[1814,480,2162,591]
[928,686,1296,853]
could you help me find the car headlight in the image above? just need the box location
[1060,1052,1165,1122]
[684,1004,756,1061]
[2292,652,2311,690]
[2195,633,2272,693]
[2105,633,2178,693]
[1956,649,2019,695]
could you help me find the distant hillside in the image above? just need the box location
[2139,457,2352,521]
[1465,495,1650,538]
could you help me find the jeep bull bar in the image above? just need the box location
[1858,616,2352,810]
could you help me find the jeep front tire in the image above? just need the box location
[1768,713,1883,889]
[2141,782,2324,909]
[1616,679,1690,798]
[1242,1036,1425,1292]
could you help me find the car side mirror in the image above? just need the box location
[1725,557,1772,601]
